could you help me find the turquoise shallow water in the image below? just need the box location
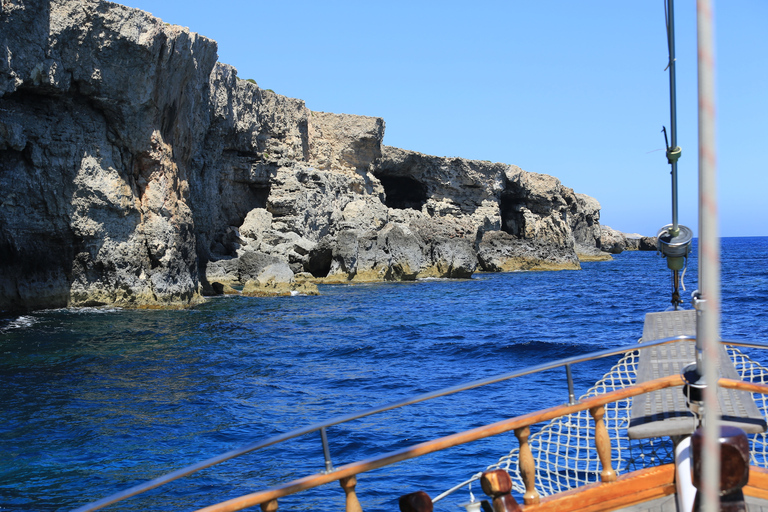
[1,237,767,511]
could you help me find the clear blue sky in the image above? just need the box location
[121,1,767,237]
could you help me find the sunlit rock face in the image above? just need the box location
[0,0,610,311]
[1,0,215,310]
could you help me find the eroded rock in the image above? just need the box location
[478,231,580,272]
[1,0,621,311]
[241,263,319,297]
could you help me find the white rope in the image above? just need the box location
[485,351,641,496]
[444,346,768,500]
[726,346,768,465]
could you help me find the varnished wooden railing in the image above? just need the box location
[193,375,691,512]
[76,336,717,512]
[72,340,768,512]
[192,377,768,512]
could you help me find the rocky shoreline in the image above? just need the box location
[0,0,653,312]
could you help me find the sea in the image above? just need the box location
[1,237,767,512]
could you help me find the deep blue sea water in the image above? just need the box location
[1,237,767,512]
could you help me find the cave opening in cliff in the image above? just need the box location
[224,183,271,227]
[306,247,332,278]
[245,184,271,216]
[500,193,524,237]
[378,175,427,210]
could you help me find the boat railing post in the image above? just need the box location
[589,405,617,483]
[514,426,541,505]
[260,499,278,512]
[320,427,334,473]
[480,470,522,512]
[398,490,433,512]
[565,364,576,405]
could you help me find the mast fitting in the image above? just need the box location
[666,146,682,164]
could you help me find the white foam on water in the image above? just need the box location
[44,306,124,314]
[68,306,124,314]
[2,315,38,331]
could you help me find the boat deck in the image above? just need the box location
[628,310,767,439]
[615,494,676,512]
[615,494,768,512]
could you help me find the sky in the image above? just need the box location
[120,0,767,237]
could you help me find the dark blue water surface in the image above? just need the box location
[2,238,767,511]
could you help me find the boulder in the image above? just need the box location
[477,231,580,272]
[570,193,612,261]
[203,258,240,291]
[361,223,426,281]
[638,236,657,251]
[600,226,629,254]
[237,251,284,283]
[340,198,389,232]
[255,262,294,286]
[427,238,478,278]
[240,209,274,241]
[241,263,319,296]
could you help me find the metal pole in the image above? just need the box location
[565,364,576,405]
[320,427,334,473]
[660,0,692,311]
[696,1,721,511]
[667,0,680,235]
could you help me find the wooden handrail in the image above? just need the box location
[193,374,685,512]
[192,376,768,512]
[74,339,768,512]
[719,378,768,395]
[525,464,676,512]
[81,336,746,512]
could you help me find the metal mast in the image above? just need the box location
[667,0,680,233]
[678,1,722,510]
[657,0,693,309]
[695,0,722,510]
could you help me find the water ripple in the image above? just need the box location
[1,238,766,511]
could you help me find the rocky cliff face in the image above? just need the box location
[1,0,614,312]
[2,0,217,310]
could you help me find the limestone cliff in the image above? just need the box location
[1,0,614,312]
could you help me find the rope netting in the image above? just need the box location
[729,346,768,466]
[471,346,768,498]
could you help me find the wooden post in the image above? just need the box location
[589,405,617,483]
[339,475,363,512]
[692,426,750,512]
[260,499,278,512]
[398,490,433,512]
[480,469,522,512]
[514,426,540,505]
